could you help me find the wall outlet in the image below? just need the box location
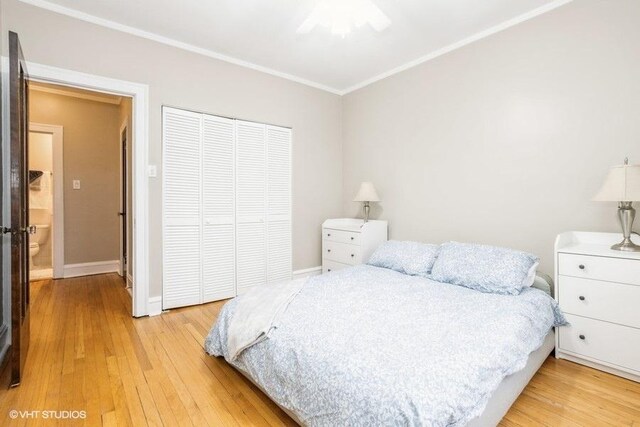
[72,180,81,190]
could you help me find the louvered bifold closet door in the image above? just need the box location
[162,108,202,309]
[202,115,236,302]
[266,125,292,284]
[235,120,267,294]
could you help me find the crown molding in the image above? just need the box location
[19,0,574,97]
[17,0,344,95]
[342,0,574,94]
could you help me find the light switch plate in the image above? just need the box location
[72,180,81,190]
[148,165,157,177]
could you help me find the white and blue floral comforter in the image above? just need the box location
[205,265,566,427]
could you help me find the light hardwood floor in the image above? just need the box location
[1,274,639,426]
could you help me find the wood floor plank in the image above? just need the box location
[0,273,638,426]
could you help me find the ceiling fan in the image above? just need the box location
[297,0,391,37]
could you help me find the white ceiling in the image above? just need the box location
[21,0,571,94]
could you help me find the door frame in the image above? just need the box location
[29,123,64,279]
[22,62,149,317]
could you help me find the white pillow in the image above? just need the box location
[430,242,540,295]
[367,241,439,277]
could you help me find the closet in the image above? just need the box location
[162,107,292,309]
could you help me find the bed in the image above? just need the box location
[206,264,564,426]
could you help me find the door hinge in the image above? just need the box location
[2,227,14,235]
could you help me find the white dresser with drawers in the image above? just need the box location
[554,231,640,382]
[322,219,388,274]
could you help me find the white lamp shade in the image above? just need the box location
[353,182,380,202]
[593,163,640,202]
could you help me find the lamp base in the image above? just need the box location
[611,202,639,252]
[362,202,370,223]
[611,238,640,252]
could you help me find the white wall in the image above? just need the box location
[1,0,343,299]
[3,0,639,305]
[342,0,640,275]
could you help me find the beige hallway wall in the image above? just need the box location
[30,90,121,265]
[342,0,640,275]
[1,0,344,299]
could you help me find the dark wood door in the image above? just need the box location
[0,28,5,369]
[9,31,30,387]
[120,128,127,271]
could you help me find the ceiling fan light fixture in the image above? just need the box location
[297,0,391,37]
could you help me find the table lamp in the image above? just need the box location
[353,182,380,223]
[593,158,640,251]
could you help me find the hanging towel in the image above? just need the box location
[29,171,52,210]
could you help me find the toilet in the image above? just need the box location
[29,224,50,267]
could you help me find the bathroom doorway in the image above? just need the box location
[28,124,63,280]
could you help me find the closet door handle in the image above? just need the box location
[579,334,585,340]
[579,296,585,301]
[578,264,585,270]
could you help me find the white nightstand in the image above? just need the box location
[322,219,388,274]
[554,231,640,382]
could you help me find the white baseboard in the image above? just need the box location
[148,296,163,316]
[293,266,322,280]
[63,260,120,278]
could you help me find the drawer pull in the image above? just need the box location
[327,249,331,253]
[327,233,331,237]
[579,295,586,301]
[328,269,331,272]
[351,254,355,257]
[579,334,586,340]
[350,237,354,240]
[578,264,585,270]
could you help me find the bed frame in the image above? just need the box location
[467,331,554,426]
